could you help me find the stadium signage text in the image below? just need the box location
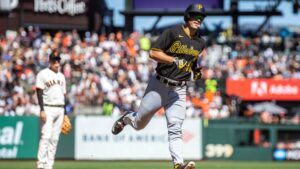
[205,144,234,158]
[75,117,202,160]
[251,82,298,96]
[286,149,300,160]
[0,122,23,158]
[34,0,85,16]
[226,79,300,100]
[0,0,18,11]
[274,149,300,161]
[82,134,167,143]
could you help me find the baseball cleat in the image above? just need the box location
[111,111,131,135]
[174,161,196,169]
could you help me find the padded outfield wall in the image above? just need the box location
[1,116,300,161]
[0,116,201,160]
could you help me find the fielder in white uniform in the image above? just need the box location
[36,51,66,169]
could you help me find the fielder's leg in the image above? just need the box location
[37,109,53,169]
[47,108,64,169]
[37,138,50,169]
[46,139,58,169]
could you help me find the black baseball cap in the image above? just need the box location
[49,51,61,61]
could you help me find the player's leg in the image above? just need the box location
[112,76,167,134]
[37,138,49,169]
[123,88,162,130]
[47,107,64,169]
[37,107,54,169]
[164,86,189,167]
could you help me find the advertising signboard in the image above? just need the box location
[34,0,86,16]
[274,149,300,161]
[226,79,300,100]
[0,0,18,11]
[0,116,39,159]
[75,116,202,160]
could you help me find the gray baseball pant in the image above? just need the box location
[123,75,187,165]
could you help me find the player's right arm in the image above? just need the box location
[149,50,175,64]
[36,71,46,122]
[36,88,46,122]
[149,28,176,64]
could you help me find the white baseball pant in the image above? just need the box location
[37,106,64,169]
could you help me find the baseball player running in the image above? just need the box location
[112,3,206,169]
[36,51,69,169]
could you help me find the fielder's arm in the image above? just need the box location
[36,88,46,122]
[36,88,44,111]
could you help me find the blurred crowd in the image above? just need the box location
[0,26,300,121]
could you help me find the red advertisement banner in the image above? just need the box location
[226,79,300,101]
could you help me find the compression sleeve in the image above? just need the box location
[36,89,44,111]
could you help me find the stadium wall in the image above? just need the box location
[74,116,202,160]
[202,119,300,161]
[1,116,300,161]
[0,116,39,159]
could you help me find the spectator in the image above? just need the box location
[0,26,299,121]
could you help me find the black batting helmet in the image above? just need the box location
[184,3,206,21]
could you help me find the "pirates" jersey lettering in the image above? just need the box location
[168,41,200,57]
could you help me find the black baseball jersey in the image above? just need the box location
[151,25,206,81]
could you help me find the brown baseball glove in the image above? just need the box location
[61,115,72,135]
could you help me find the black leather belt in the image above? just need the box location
[44,104,64,108]
[156,74,186,87]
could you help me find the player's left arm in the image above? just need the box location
[191,47,207,81]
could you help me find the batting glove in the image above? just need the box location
[173,57,188,69]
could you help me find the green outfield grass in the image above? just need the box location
[0,160,300,169]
